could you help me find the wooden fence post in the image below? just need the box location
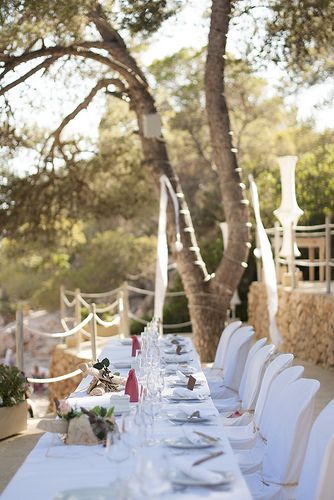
[75,288,81,352]
[91,303,97,362]
[119,281,130,338]
[15,305,24,372]
[325,215,331,294]
[60,285,66,344]
[60,285,65,321]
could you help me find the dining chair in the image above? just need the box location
[222,353,294,428]
[245,378,320,499]
[235,365,305,474]
[296,399,334,500]
[213,343,275,415]
[209,326,254,405]
[204,320,242,381]
[209,333,264,398]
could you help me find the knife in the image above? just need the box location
[194,430,220,442]
[192,450,225,466]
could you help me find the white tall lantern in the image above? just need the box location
[274,156,303,257]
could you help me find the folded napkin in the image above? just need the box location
[131,336,141,357]
[177,403,218,418]
[176,370,187,382]
[164,354,192,363]
[124,368,139,402]
[182,428,206,445]
[177,462,222,484]
[172,388,205,399]
[68,393,113,410]
[166,363,193,371]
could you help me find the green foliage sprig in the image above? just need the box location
[0,365,28,407]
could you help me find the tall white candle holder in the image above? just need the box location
[274,156,303,258]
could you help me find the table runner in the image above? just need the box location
[1,337,252,499]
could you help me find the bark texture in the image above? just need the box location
[91,3,250,361]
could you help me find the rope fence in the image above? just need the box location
[60,280,192,340]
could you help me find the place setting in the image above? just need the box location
[167,405,218,425]
[164,427,222,450]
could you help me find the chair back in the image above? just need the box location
[259,365,304,436]
[240,344,275,411]
[254,353,294,429]
[238,337,267,400]
[222,326,254,392]
[262,378,320,486]
[297,399,334,500]
[212,320,242,370]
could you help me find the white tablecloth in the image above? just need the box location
[1,337,252,499]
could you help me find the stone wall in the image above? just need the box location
[248,282,334,367]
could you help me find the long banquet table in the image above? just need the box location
[1,336,252,499]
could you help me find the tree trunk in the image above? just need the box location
[92,4,249,361]
[205,0,250,321]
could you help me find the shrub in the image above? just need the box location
[0,365,28,407]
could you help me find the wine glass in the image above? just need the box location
[106,431,130,479]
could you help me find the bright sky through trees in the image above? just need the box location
[5,0,333,175]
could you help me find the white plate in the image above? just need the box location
[164,349,192,355]
[171,381,203,387]
[119,338,132,345]
[54,487,115,499]
[164,438,213,449]
[170,470,234,487]
[168,395,208,402]
[167,414,212,423]
[164,358,193,364]
[112,361,132,369]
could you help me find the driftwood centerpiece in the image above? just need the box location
[38,399,117,445]
[79,358,126,396]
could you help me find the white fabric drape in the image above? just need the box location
[154,175,182,321]
[249,175,282,345]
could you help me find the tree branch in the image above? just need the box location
[0,56,58,96]
[46,77,127,156]
[0,46,137,85]
[89,8,148,87]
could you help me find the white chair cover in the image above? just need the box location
[223,352,293,428]
[238,337,268,401]
[212,327,254,411]
[241,344,275,411]
[221,326,254,393]
[235,365,305,475]
[253,353,294,429]
[246,378,320,499]
[297,399,334,500]
[259,365,305,440]
[224,345,276,449]
[212,320,242,370]
[262,378,320,485]
[210,331,263,403]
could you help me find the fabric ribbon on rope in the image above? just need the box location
[249,175,282,345]
[154,175,183,321]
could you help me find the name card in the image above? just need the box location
[187,375,196,391]
[176,345,182,355]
